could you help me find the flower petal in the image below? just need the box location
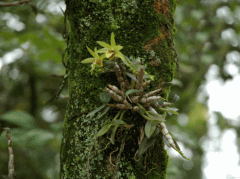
[86,46,99,58]
[97,41,111,49]
[114,45,123,51]
[111,32,116,47]
[81,57,96,63]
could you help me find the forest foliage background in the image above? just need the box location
[0,0,239,178]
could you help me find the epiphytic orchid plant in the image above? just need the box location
[82,33,189,174]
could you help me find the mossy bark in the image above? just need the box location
[60,0,177,178]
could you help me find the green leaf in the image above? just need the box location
[111,125,118,144]
[93,123,112,139]
[86,104,106,117]
[137,136,156,157]
[125,72,137,81]
[97,106,110,119]
[125,89,142,96]
[86,45,99,59]
[147,112,165,123]
[172,94,180,103]
[157,99,165,105]
[97,41,112,49]
[99,91,111,103]
[0,110,37,129]
[112,119,127,125]
[145,120,157,138]
[151,127,161,137]
[166,107,179,115]
[81,57,95,63]
[111,32,116,46]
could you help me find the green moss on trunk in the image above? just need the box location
[60,0,177,178]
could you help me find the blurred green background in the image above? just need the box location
[0,0,239,179]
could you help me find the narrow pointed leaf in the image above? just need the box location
[97,41,111,49]
[147,113,165,122]
[151,127,161,137]
[86,104,105,117]
[111,32,116,46]
[81,57,95,63]
[112,119,127,125]
[147,111,165,120]
[126,89,142,96]
[111,125,119,144]
[163,136,171,148]
[172,94,180,103]
[166,107,179,115]
[137,136,156,157]
[93,123,112,139]
[97,106,110,119]
[125,72,137,81]
[145,120,157,138]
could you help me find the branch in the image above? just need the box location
[0,0,31,7]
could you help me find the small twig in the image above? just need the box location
[0,0,31,7]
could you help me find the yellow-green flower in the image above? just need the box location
[81,46,105,66]
[97,32,125,62]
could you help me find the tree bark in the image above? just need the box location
[60,0,177,178]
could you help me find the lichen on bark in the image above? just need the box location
[60,0,178,178]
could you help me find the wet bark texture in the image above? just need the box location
[60,0,177,178]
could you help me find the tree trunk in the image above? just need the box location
[60,0,177,178]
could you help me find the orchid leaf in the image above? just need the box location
[125,72,137,82]
[99,91,111,103]
[126,89,142,96]
[97,106,110,119]
[111,125,118,144]
[145,120,157,138]
[137,136,156,157]
[86,104,105,117]
[112,119,127,125]
[93,123,112,139]
[166,107,179,115]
